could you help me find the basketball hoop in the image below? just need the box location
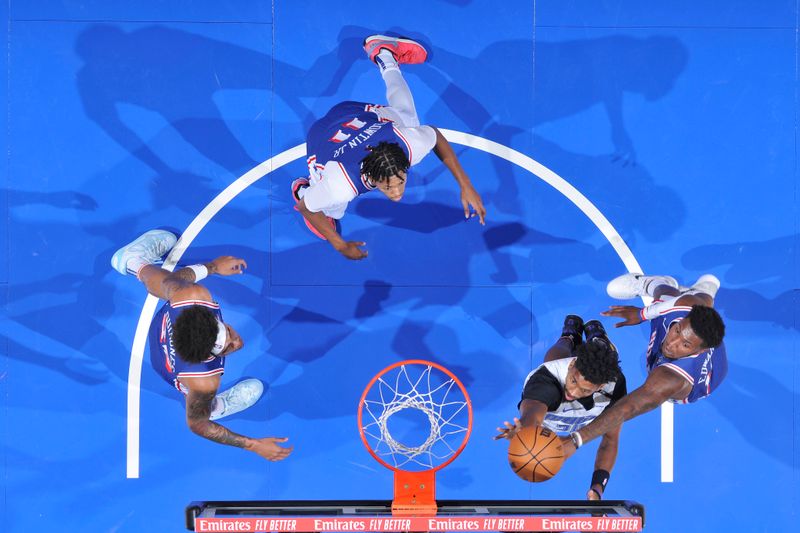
[357,360,473,516]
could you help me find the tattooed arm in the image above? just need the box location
[182,376,293,461]
[561,367,690,458]
[162,256,248,302]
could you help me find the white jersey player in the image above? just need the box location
[496,315,626,500]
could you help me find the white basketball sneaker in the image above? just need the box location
[606,273,679,300]
[209,379,264,421]
[688,274,721,298]
[111,229,177,276]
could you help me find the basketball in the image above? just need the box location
[507,426,565,482]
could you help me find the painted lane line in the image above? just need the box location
[126,133,671,483]
[126,145,306,478]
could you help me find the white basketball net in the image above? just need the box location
[361,363,470,471]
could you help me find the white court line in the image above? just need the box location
[126,132,672,482]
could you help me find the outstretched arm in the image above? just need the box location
[494,399,548,440]
[601,293,714,328]
[138,256,247,302]
[587,425,621,500]
[431,127,486,225]
[561,367,690,457]
[183,378,292,462]
[295,198,367,260]
[156,256,248,301]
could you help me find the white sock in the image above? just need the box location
[376,49,399,72]
[689,275,720,298]
[643,276,677,297]
[126,256,149,278]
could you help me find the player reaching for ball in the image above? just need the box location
[560,273,727,459]
[111,229,292,462]
[291,34,486,260]
[495,316,626,499]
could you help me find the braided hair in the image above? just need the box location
[361,141,410,183]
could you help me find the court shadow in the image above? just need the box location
[8,189,98,211]
[483,222,621,284]
[682,235,795,285]
[353,198,468,233]
[708,362,796,467]
[682,236,798,330]
[421,34,688,229]
[74,24,360,214]
[355,280,394,319]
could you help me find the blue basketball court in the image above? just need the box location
[1,1,797,532]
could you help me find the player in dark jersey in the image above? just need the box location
[495,316,626,500]
[561,273,726,458]
[292,34,486,260]
[112,229,292,461]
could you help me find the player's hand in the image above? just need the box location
[493,417,522,440]
[249,437,293,461]
[601,305,643,328]
[209,256,248,276]
[335,241,368,260]
[460,185,486,225]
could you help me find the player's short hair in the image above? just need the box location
[687,305,725,348]
[574,339,622,386]
[173,306,218,364]
[361,141,410,183]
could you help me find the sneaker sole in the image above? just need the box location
[364,34,428,64]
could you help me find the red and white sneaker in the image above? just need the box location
[291,177,310,203]
[363,34,428,64]
[291,177,341,240]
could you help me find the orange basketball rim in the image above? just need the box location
[357,359,473,516]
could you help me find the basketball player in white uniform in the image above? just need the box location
[496,316,626,500]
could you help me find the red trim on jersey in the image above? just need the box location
[159,313,168,343]
[173,379,186,395]
[171,300,219,309]
[177,368,225,379]
[337,162,359,195]
[393,126,413,164]
[660,363,694,385]
[161,345,174,373]
[659,306,693,316]
[360,170,376,191]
